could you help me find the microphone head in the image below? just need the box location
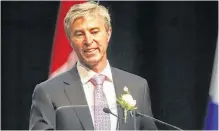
[103,107,111,114]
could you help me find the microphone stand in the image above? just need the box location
[136,111,183,130]
[133,111,137,131]
[103,107,182,130]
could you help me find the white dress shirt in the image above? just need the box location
[77,61,118,130]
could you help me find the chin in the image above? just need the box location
[86,59,100,66]
[80,53,105,66]
[82,57,100,66]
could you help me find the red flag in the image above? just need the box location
[49,1,83,78]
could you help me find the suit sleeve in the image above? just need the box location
[29,85,55,130]
[140,79,158,130]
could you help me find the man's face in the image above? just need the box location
[69,15,111,68]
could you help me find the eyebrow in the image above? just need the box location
[73,29,83,32]
[89,27,100,30]
[73,27,100,32]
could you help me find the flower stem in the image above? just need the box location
[124,109,127,123]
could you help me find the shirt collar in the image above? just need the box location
[77,60,113,84]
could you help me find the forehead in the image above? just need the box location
[71,15,105,30]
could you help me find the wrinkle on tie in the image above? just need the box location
[91,74,111,130]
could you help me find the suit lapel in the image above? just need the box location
[111,67,134,130]
[63,67,94,130]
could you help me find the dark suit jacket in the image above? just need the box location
[29,66,157,130]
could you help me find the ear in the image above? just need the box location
[68,36,76,49]
[107,28,112,42]
[69,40,75,49]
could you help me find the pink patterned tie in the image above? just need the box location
[91,74,111,130]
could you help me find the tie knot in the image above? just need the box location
[91,74,105,87]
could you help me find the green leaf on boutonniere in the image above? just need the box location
[116,87,137,123]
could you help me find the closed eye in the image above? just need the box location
[74,32,84,37]
[91,30,99,35]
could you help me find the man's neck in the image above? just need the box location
[90,62,107,73]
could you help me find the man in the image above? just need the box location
[29,2,157,130]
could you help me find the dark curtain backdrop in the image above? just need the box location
[2,1,218,130]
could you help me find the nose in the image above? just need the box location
[84,32,93,45]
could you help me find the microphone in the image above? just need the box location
[103,107,183,130]
[103,107,120,129]
[103,107,118,117]
[103,107,121,118]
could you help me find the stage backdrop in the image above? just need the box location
[2,1,218,129]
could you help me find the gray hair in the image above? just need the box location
[64,2,111,40]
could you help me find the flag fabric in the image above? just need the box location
[49,1,83,78]
[204,40,218,130]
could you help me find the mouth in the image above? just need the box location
[83,48,98,55]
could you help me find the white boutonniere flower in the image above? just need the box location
[117,86,137,123]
